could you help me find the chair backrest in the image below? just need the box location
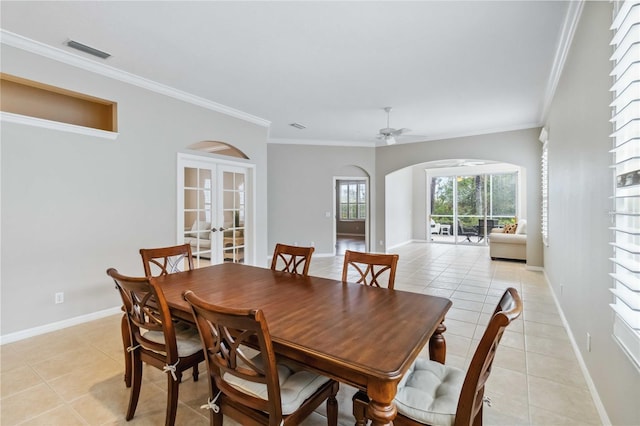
[270,243,314,276]
[140,243,194,277]
[455,287,523,426]
[341,250,399,289]
[183,290,284,421]
[477,219,496,237]
[107,268,179,362]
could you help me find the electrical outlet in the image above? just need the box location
[55,292,64,304]
[310,241,315,247]
[587,332,592,352]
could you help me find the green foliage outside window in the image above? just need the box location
[340,182,366,220]
[431,173,517,228]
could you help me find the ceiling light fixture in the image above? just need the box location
[289,122,306,130]
[66,40,111,59]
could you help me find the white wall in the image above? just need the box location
[0,45,269,336]
[543,2,639,424]
[385,167,413,249]
[267,143,374,256]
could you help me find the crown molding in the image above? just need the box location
[539,0,585,122]
[0,30,271,128]
[268,137,377,148]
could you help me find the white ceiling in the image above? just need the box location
[0,1,575,146]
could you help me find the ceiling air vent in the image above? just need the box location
[66,40,111,59]
[289,122,306,130]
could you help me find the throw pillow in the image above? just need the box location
[503,223,517,234]
[516,219,527,235]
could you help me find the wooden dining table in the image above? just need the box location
[157,263,452,425]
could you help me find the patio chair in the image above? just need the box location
[476,219,497,242]
[457,220,478,242]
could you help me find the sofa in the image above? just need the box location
[184,220,212,251]
[489,219,526,261]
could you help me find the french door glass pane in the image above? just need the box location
[222,170,245,264]
[183,167,213,261]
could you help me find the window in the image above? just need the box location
[609,0,640,368]
[339,181,366,220]
[540,128,549,246]
[430,172,518,230]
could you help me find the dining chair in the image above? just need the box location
[352,287,523,426]
[341,250,399,289]
[183,289,340,426]
[117,243,195,388]
[270,243,315,276]
[107,268,204,426]
[140,243,194,276]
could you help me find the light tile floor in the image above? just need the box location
[0,242,601,425]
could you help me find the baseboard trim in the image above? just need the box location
[0,306,121,345]
[525,265,544,271]
[541,270,612,425]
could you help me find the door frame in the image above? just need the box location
[333,176,370,255]
[177,153,256,265]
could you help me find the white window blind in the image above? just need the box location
[540,128,549,247]
[609,0,640,368]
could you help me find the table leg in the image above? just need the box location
[429,320,447,364]
[366,380,397,426]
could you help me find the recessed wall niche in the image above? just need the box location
[0,73,117,133]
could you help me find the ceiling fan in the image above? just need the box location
[377,106,411,145]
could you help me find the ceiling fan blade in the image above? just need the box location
[392,128,412,136]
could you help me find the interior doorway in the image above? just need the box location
[334,177,369,255]
[177,153,254,267]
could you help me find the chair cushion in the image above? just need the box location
[225,355,331,415]
[394,358,465,426]
[142,321,203,357]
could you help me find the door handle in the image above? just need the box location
[218,227,226,231]
[211,228,217,232]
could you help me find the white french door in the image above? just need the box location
[177,154,252,267]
